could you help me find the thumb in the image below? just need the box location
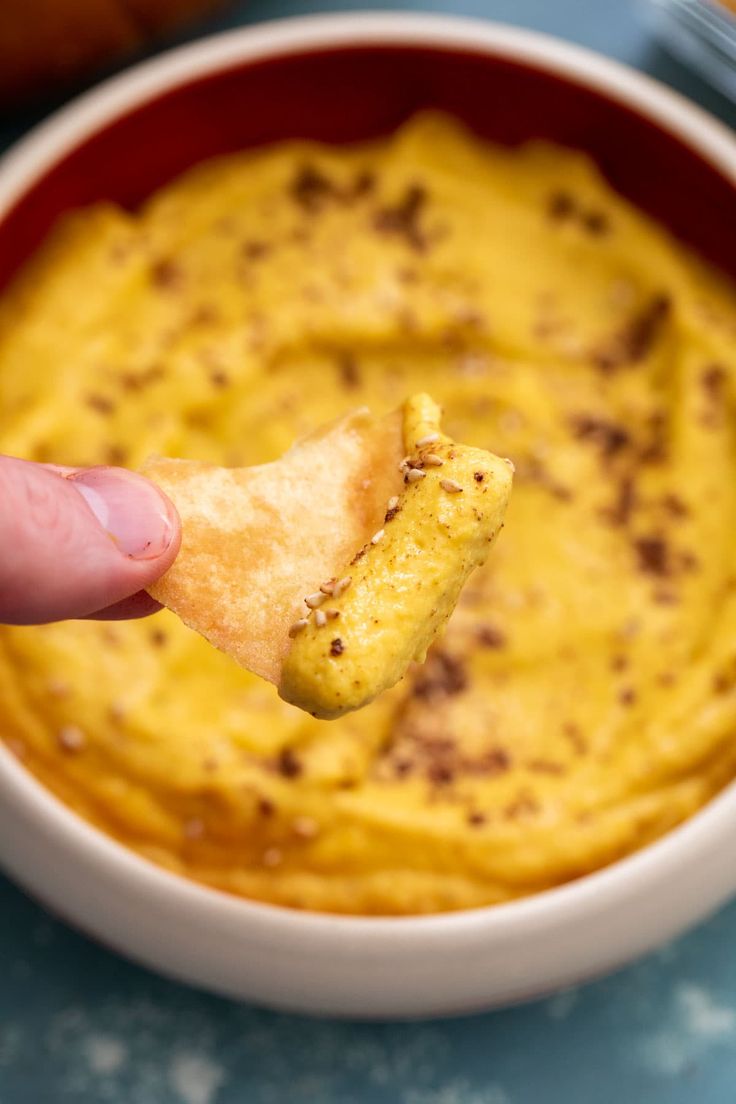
[0,457,180,624]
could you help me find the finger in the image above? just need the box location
[41,463,78,477]
[0,457,180,624]
[81,591,164,621]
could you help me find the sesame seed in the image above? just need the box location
[399,456,413,473]
[326,609,340,620]
[440,479,463,493]
[332,576,352,597]
[57,725,85,753]
[183,817,205,840]
[108,702,126,723]
[498,410,523,434]
[423,453,444,466]
[416,432,440,447]
[305,592,327,609]
[288,618,309,637]
[387,495,400,511]
[314,609,327,627]
[320,579,336,595]
[406,468,426,483]
[292,816,319,839]
[262,847,283,867]
[609,278,636,308]
[371,529,385,544]
[503,457,516,472]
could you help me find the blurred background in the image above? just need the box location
[0,2,735,1103]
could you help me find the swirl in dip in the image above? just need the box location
[1,114,736,915]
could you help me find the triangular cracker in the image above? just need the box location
[143,396,512,718]
[142,407,403,684]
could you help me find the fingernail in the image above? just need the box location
[69,467,176,559]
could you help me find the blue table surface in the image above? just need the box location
[2,2,736,1102]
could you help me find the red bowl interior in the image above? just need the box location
[0,43,735,292]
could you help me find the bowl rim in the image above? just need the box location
[1,9,736,215]
[1,10,736,942]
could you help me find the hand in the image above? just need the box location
[0,456,181,623]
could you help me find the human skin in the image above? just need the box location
[0,456,180,623]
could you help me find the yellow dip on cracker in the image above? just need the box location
[1,114,736,914]
[280,394,512,718]
[143,391,512,719]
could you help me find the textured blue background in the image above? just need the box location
[2,2,736,1102]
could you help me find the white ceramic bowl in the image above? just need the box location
[1,13,735,1019]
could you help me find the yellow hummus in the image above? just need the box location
[280,393,513,718]
[1,113,736,915]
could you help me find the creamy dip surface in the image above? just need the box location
[1,113,736,915]
[278,393,513,719]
